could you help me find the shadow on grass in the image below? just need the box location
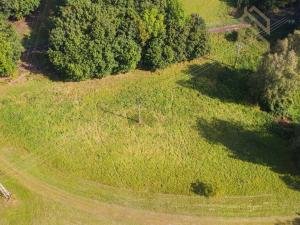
[98,105,138,123]
[196,118,300,192]
[275,217,300,225]
[178,62,252,105]
[21,0,61,81]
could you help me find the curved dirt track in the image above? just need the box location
[0,156,299,225]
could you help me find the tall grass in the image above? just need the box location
[0,31,300,216]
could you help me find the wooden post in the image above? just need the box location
[0,183,11,200]
[235,42,243,68]
[137,98,142,124]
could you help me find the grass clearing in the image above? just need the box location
[1,31,300,217]
[181,0,237,27]
[0,174,123,225]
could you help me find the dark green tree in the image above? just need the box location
[49,0,210,80]
[249,36,299,115]
[0,0,40,19]
[0,18,23,77]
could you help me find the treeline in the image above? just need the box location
[48,0,210,81]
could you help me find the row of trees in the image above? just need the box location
[48,0,210,81]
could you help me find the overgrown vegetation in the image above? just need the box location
[234,0,300,10]
[0,0,40,19]
[249,31,300,115]
[0,17,23,77]
[48,0,210,81]
[1,0,300,222]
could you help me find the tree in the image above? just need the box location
[249,36,299,115]
[48,0,210,80]
[0,18,23,77]
[143,36,174,70]
[113,35,141,73]
[0,0,40,19]
[48,1,118,80]
[185,14,210,60]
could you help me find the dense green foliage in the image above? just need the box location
[48,0,210,81]
[234,0,300,10]
[0,18,23,77]
[0,0,40,19]
[249,32,300,115]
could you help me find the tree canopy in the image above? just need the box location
[249,31,300,115]
[0,18,23,77]
[48,0,210,81]
[0,0,40,19]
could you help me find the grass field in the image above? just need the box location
[1,1,300,224]
[181,0,237,27]
[1,31,300,220]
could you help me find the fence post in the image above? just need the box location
[0,183,11,200]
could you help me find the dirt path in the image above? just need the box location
[0,155,298,225]
[208,23,251,33]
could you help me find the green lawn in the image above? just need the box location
[181,0,237,27]
[1,31,300,218]
[0,174,121,225]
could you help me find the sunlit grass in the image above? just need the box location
[1,31,300,217]
[181,0,237,27]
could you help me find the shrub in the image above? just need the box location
[249,36,299,115]
[0,0,40,19]
[191,181,217,197]
[49,0,210,80]
[0,18,23,77]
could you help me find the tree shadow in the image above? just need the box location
[275,217,300,225]
[178,62,252,105]
[220,0,236,8]
[20,0,62,81]
[197,118,300,191]
[97,105,138,123]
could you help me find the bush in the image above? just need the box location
[249,35,300,115]
[191,181,217,197]
[0,18,23,77]
[0,0,40,19]
[49,0,210,80]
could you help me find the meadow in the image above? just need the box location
[1,1,300,224]
[181,0,237,27]
[1,30,300,221]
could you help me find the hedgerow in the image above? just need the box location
[48,0,210,81]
